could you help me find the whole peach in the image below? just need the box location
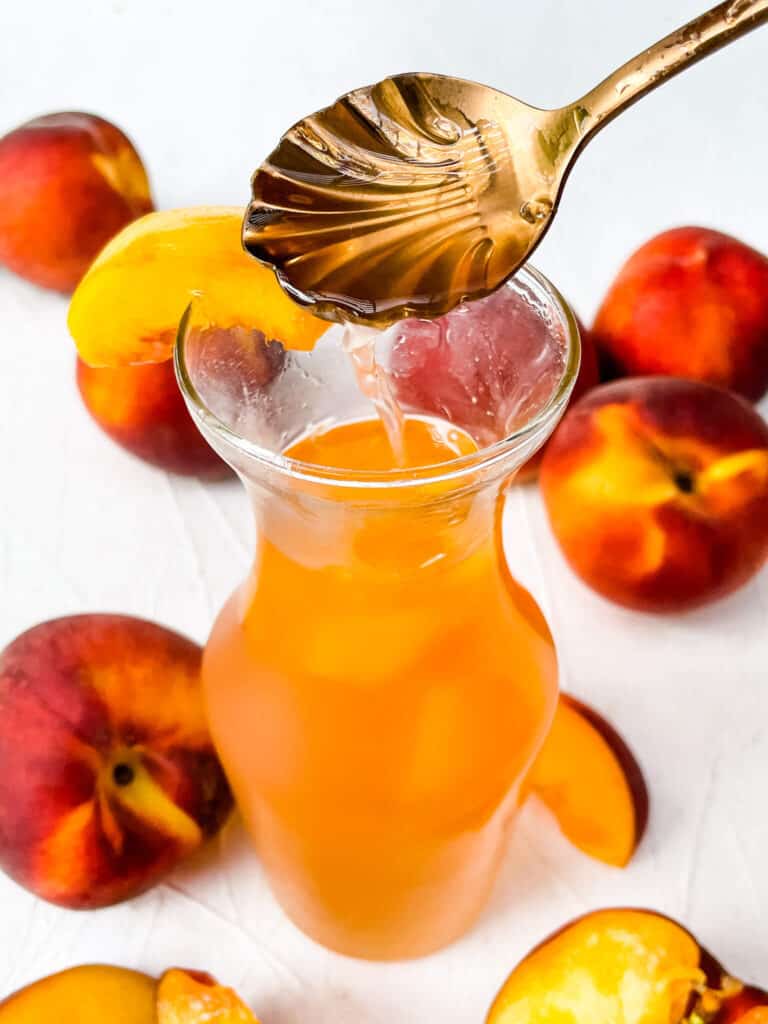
[540,377,768,612]
[0,112,153,292]
[0,615,233,908]
[76,357,229,478]
[593,227,768,401]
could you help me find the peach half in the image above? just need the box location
[487,908,767,1024]
[0,966,156,1024]
[0,966,260,1024]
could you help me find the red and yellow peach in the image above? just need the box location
[76,357,229,477]
[593,227,768,401]
[0,615,232,908]
[0,112,153,292]
[541,377,768,612]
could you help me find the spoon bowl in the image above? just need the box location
[245,74,573,325]
[245,0,768,327]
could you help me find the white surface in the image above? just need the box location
[1,0,768,1019]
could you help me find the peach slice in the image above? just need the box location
[0,965,156,1023]
[156,969,259,1023]
[486,908,768,1024]
[526,694,648,867]
[68,207,326,368]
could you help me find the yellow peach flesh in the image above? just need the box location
[68,207,326,368]
[487,909,702,1024]
[0,965,155,1024]
[157,968,260,1023]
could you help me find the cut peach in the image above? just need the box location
[156,968,259,1023]
[0,965,156,1023]
[68,207,326,368]
[0,966,262,1024]
[487,908,768,1024]
[526,694,648,867]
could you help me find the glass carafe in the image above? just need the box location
[176,266,579,960]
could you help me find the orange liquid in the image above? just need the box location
[203,417,558,959]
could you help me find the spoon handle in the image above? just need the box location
[578,0,768,136]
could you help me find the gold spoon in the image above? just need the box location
[244,0,768,327]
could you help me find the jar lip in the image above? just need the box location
[174,264,581,491]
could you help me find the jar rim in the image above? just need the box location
[174,264,581,491]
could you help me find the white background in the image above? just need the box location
[1,0,768,1020]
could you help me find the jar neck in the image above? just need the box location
[244,476,505,579]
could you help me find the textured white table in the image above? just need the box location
[1,0,768,1019]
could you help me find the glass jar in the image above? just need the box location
[176,266,580,959]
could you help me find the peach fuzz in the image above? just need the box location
[487,908,767,1024]
[540,377,768,612]
[0,112,153,292]
[0,615,233,909]
[76,356,229,477]
[593,227,768,401]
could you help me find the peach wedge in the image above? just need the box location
[68,207,326,368]
[526,694,648,867]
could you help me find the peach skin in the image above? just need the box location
[526,693,648,867]
[593,227,768,401]
[540,377,768,612]
[0,615,232,908]
[487,908,768,1024]
[76,356,229,477]
[0,112,153,292]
